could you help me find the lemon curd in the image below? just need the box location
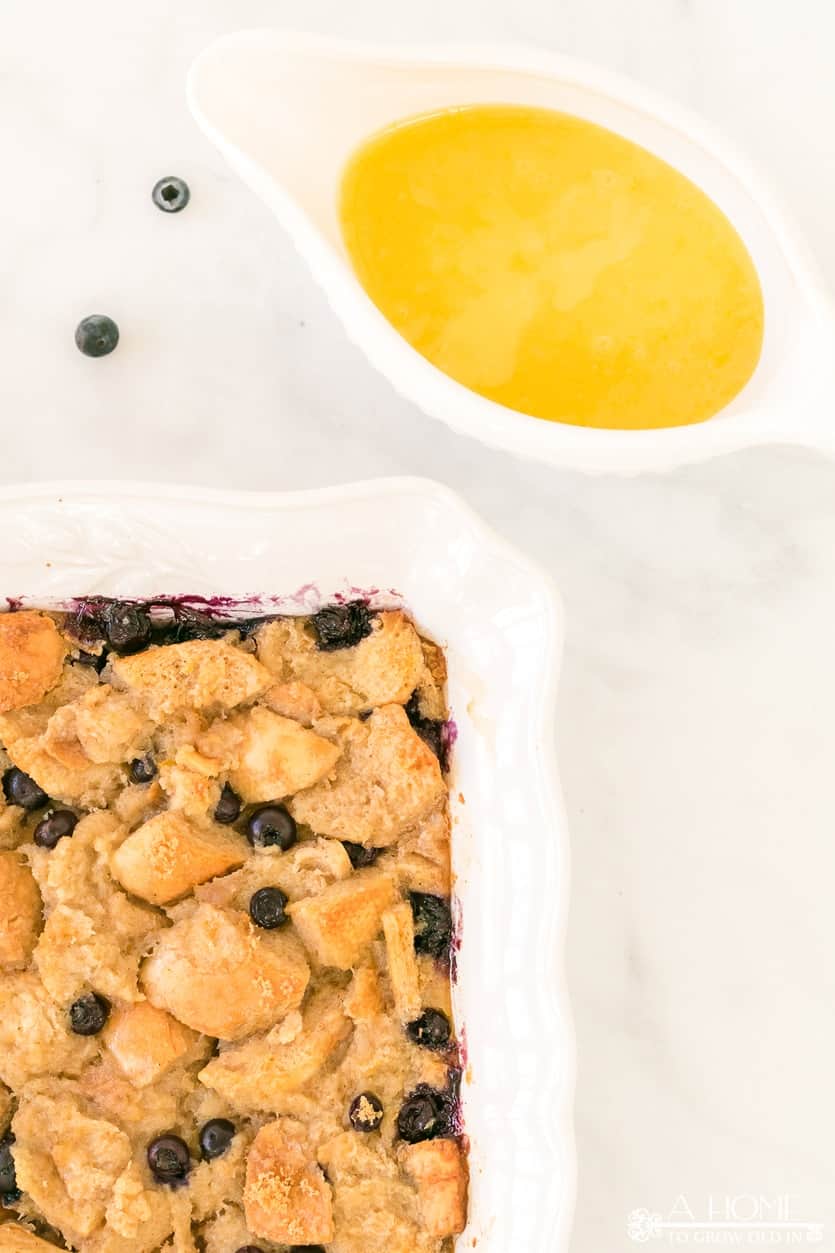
[340,105,765,430]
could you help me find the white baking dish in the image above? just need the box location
[188,31,835,475]
[0,476,573,1252]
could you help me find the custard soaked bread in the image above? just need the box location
[0,601,466,1251]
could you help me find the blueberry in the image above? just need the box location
[310,603,372,652]
[0,1134,19,1203]
[2,767,47,811]
[69,992,110,1036]
[104,602,151,655]
[33,808,78,849]
[147,1134,191,1184]
[75,314,119,358]
[348,1092,384,1133]
[410,892,453,961]
[129,755,157,784]
[246,804,297,851]
[199,1118,235,1161]
[341,841,381,869]
[249,887,289,930]
[152,176,190,213]
[406,1008,452,1052]
[214,782,242,825]
[405,692,448,771]
[396,1088,446,1143]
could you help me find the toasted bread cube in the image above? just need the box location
[0,612,65,713]
[288,871,397,970]
[218,706,341,803]
[12,1084,132,1241]
[199,985,350,1110]
[142,903,309,1040]
[262,679,323,725]
[110,811,247,906]
[256,611,426,715]
[0,851,41,969]
[104,1002,201,1088]
[400,1138,468,1237]
[0,972,96,1089]
[382,902,421,1023]
[244,1119,333,1245]
[344,965,384,1023]
[289,705,444,847]
[72,684,152,764]
[110,639,272,719]
[6,736,123,809]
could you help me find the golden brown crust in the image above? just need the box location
[243,1119,333,1245]
[103,1003,201,1089]
[288,870,398,970]
[110,639,272,719]
[399,1139,468,1237]
[142,903,310,1040]
[0,613,66,713]
[289,704,445,846]
[0,852,42,970]
[110,811,247,906]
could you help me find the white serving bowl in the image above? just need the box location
[0,476,573,1253]
[188,30,835,475]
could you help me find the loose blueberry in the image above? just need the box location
[405,692,448,770]
[396,1088,446,1143]
[147,1134,191,1184]
[104,602,151,655]
[341,841,381,869]
[406,1008,452,1051]
[129,755,157,785]
[75,314,119,358]
[2,767,47,811]
[249,887,289,930]
[214,782,242,825]
[199,1118,236,1161]
[246,803,297,851]
[69,992,111,1036]
[310,602,372,652]
[410,892,453,961]
[0,1134,19,1203]
[348,1092,384,1133]
[152,176,190,214]
[33,808,78,849]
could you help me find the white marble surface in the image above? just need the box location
[2,1,835,1249]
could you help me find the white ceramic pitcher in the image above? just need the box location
[189,30,835,474]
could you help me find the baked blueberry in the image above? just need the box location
[199,1118,235,1161]
[152,176,190,213]
[147,1133,191,1184]
[75,314,119,357]
[2,767,47,811]
[34,808,78,849]
[69,992,110,1036]
[129,755,157,784]
[310,602,372,651]
[405,691,448,770]
[348,1092,384,1132]
[341,841,381,869]
[246,803,297,851]
[396,1088,446,1143]
[249,887,289,930]
[406,1008,452,1051]
[214,782,242,825]
[410,892,453,960]
[0,1133,19,1203]
[104,602,151,655]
